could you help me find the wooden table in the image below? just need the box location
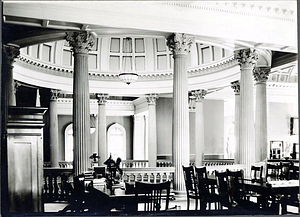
[244,180,299,214]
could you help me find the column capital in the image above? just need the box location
[65,31,96,54]
[14,80,21,95]
[145,93,159,106]
[189,96,196,112]
[167,33,194,56]
[96,93,109,105]
[253,67,270,83]
[3,44,20,65]
[191,89,207,102]
[234,48,258,69]
[50,89,60,101]
[231,80,240,95]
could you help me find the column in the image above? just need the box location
[3,44,20,106]
[145,94,159,167]
[231,81,240,164]
[49,89,60,167]
[191,89,207,166]
[66,31,95,175]
[92,114,98,154]
[234,48,258,175]
[254,67,270,162]
[167,33,194,191]
[133,115,146,160]
[96,93,109,166]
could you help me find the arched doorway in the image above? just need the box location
[107,123,126,160]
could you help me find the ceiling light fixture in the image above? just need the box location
[119,37,138,85]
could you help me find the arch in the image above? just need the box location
[64,123,73,161]
[107,123,126,160]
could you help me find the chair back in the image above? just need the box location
[182,166,198,196]
[250,165,263,182]
[280,162,291,180]
[215,170,231,207]
[135,181,171,212]
[195,166,209,198]
[289,164,299,180]
[226,169,246,204]
[266,163,282,181]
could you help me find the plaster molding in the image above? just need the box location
[158,2,296,22]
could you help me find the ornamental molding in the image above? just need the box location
[65,31,95,54]
[16,54,237,81]
[231,80,240,94]
[191,89,207,102]
[145,93,159,106]
[3,44,20,65]
[167,33,194,55]
[95,93,109,105]
[158,2,296,22]
[50,89,60,100]
[253,67,270,83]
[234,48,258,68]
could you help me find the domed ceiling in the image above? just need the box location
[3,1,298,100]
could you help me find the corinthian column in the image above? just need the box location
[49,89,60,167]
[96,93,109,166]
[3,44,20,107]
[254,67,270,162]
[145,93,159,167]
[231,81,240,164]
[66,31,95,175]
[167,33,194,191]
[191,89,207,166]
[234,49,258,175]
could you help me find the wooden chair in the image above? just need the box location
[182,166,200,210]
[250,165,263,182]
[134,181,171,212]
[289,163,299,180]
[266,163,282,181]
[195,166,221,210]
[215,170,231,209]
[280,162,291,180]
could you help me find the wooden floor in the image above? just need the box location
[44,199,299,214]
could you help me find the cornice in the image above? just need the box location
[16,54,237,81]
[158,2,296,22]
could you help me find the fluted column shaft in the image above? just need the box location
[96,94,109,166]
[49,90,60,167]
[234,49,258,175]
[254,67,270,162]
[93,114,98,153]
[167,33,194,191]
[231,81,240,164]
[192,90,207,166]
[145,94,159,167]
[66,31,95,175]
[3,44,20,107]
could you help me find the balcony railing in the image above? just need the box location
[121,160,149,168]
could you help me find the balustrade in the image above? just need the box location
[122,167,175,189]
[203,159,234,166]
[43,168,73,202]
[121,160,149,168]
[58,161,73,168]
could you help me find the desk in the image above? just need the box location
[244,180,299,214]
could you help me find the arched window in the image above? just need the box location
[107,123,126,160]
[65,123,73,161]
